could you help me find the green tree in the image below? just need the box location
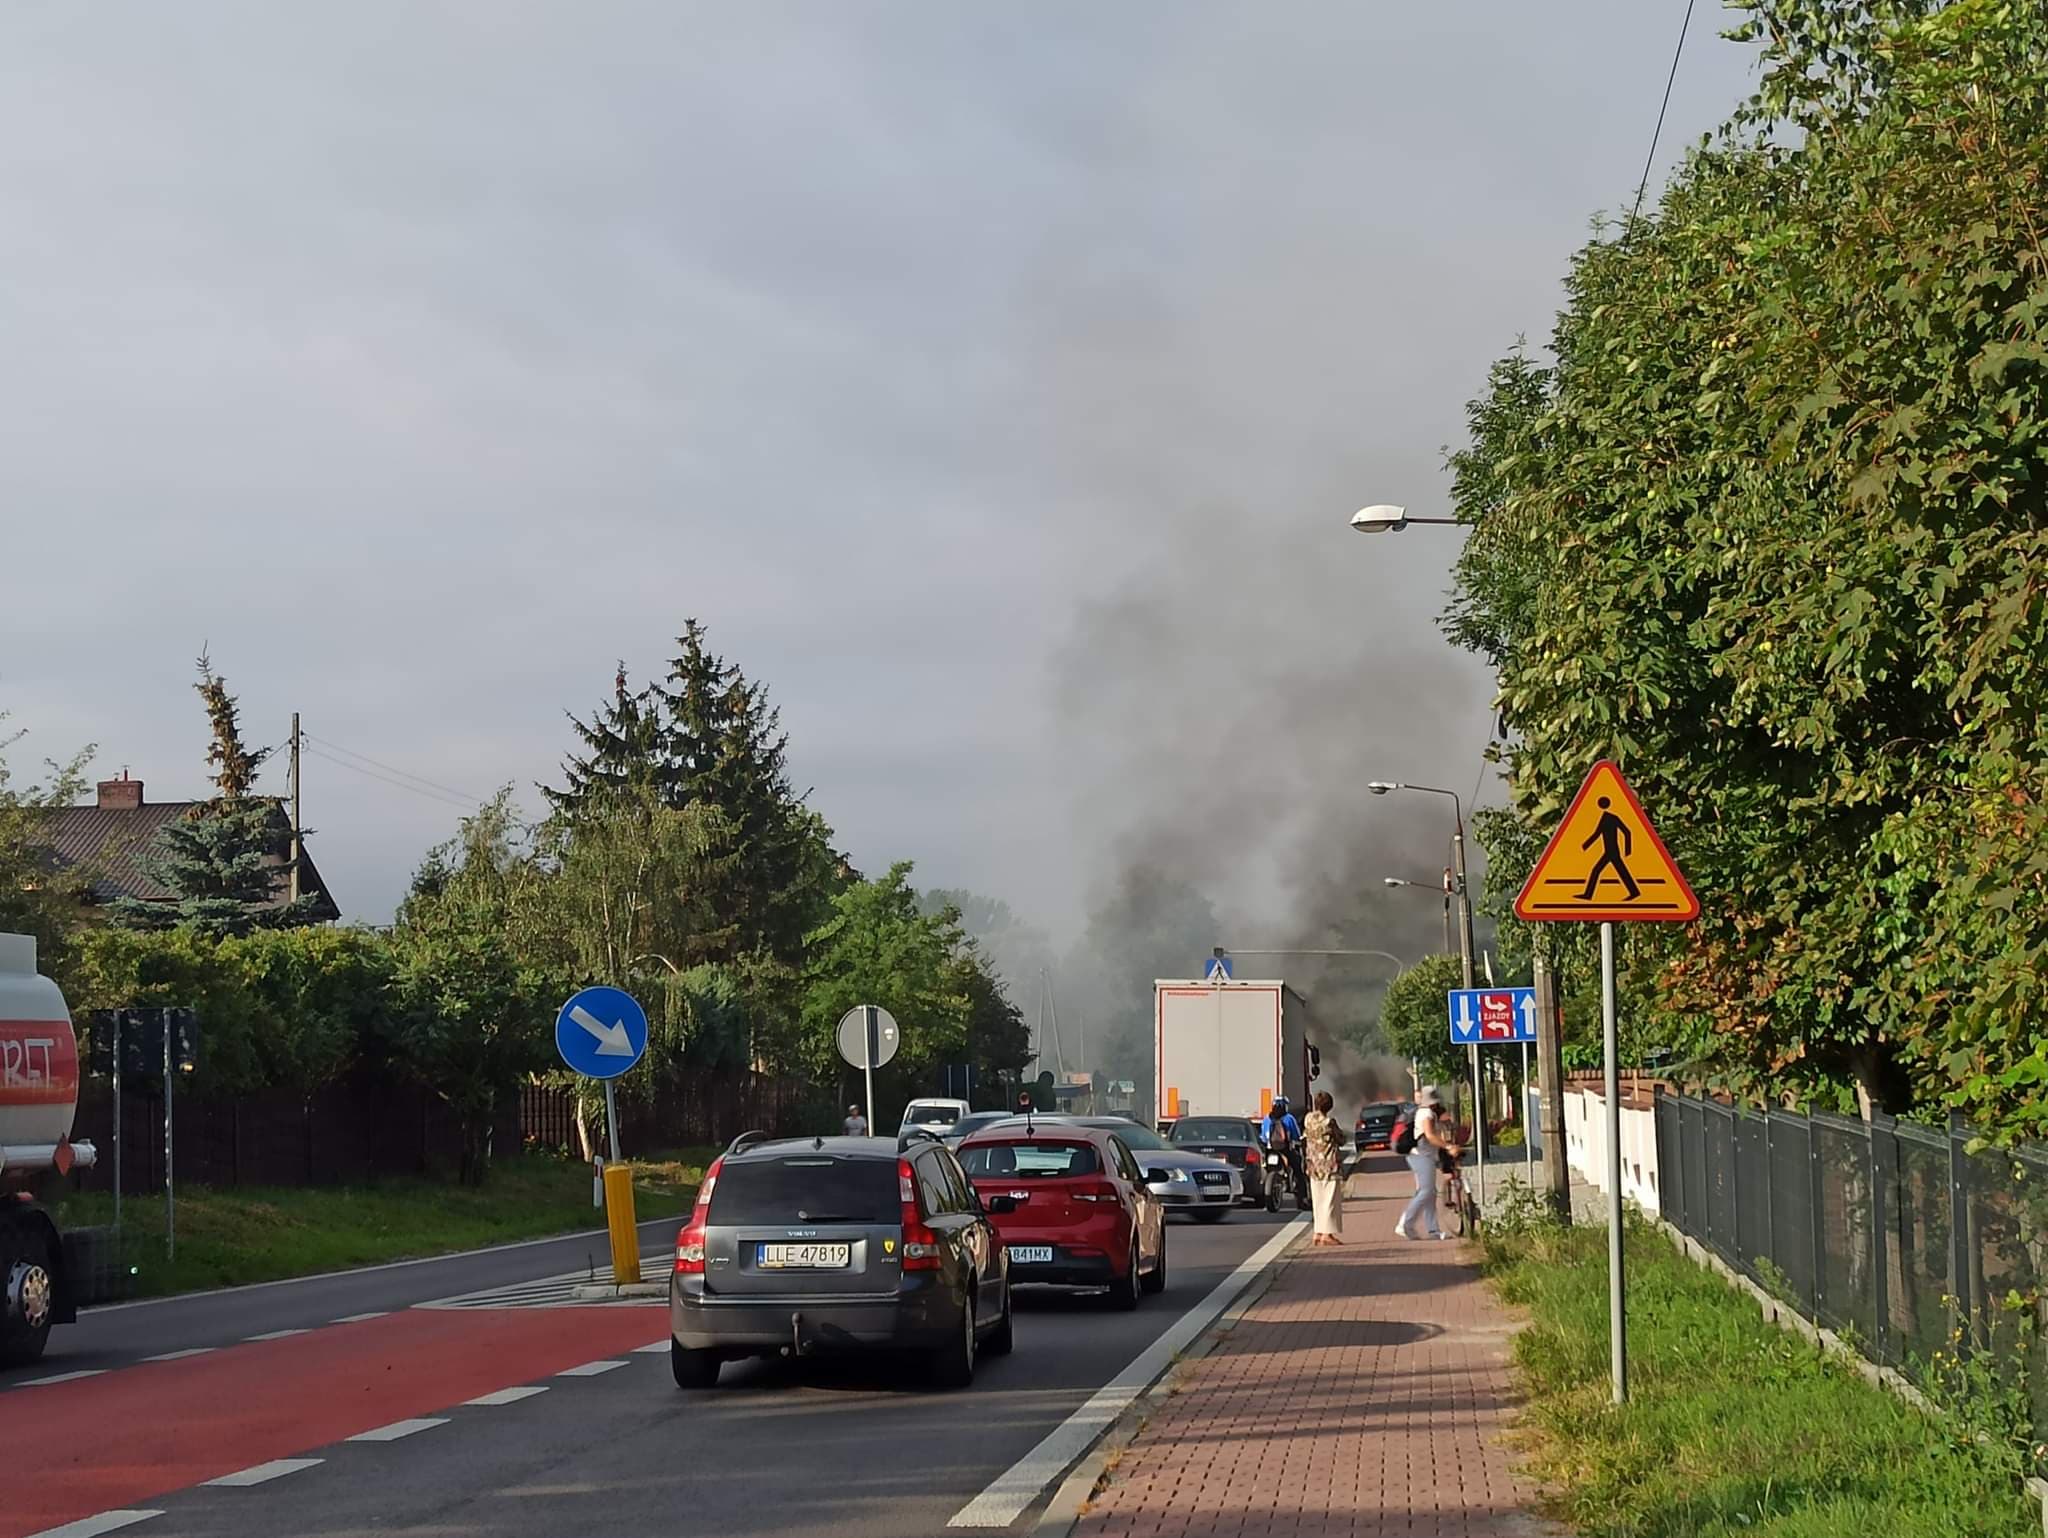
[1379,954,1468,1090]
[542,662,666,817]
[0,718,93,982]
[956,947,1033,1106]
[110,655,318,937]
[1441,0,2048,1134]
[801,863,970,1118]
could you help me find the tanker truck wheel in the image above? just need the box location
[0,1222,56,1366]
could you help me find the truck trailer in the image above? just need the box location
[1154,978,1314,1125]
[1,931,97,1364]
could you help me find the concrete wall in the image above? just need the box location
[1561,1084,1661,1214]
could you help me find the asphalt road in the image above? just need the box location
[8,1207,1299,1538]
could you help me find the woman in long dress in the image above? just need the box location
[1304,1091,1345,1245]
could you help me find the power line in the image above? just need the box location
[302,732,488,805]
[1630,0,1699,228]
[299,744,481,813]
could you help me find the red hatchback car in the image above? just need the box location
[955,1121,1166,1308]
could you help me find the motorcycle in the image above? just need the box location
[1260,1140,1306,1213]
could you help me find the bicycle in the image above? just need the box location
[1440,1148,1476,1237]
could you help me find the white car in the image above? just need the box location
[899,1097,972,1137]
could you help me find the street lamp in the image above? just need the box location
[1365,783,1473,990]
[1382,874,1456,955]
[1349,504,1461,535]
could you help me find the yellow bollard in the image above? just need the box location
[603,1162,640,1286]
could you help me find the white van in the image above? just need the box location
[898,1098,971,1136]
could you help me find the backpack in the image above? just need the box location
[1393,1111,1418,1156]
[1266,1117,1292,1148]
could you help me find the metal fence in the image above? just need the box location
[1655,1091,2048,1440]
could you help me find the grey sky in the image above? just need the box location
[0,3,1757,940]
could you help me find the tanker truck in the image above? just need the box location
[1,931,96,1364]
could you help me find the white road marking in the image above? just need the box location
[631,1339,671,1354]
[15,1368,107,1387]
[204,1458,324,1487]
[331,1311,388,1324]
[948,1216,1308,1529]
[465,1385,549,1406]
[244,1328,311,1342]
[556,1359,627,1377]
[141,1347,214,1363]
[88,1217,681,1314]
[347,1417,448,1442]
[415,1254,669,1310]
[23,1512,163,1538]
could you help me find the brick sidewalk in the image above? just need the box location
[1072,1157,1555,1538]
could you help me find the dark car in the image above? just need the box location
[1356,1101,1409,1152]
[1166,1115,1270,1205]
[940,1110,1014,1147]
[956,1121,1165,1304]
[668,1133,1013,1390]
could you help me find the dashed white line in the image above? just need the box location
[465,1385,549,1406]
[631,1340,671,1354]
[15,1368,107,1387]
[204,1458,324,1487]
[23,1512,163,1538]
[244,1328,311,1342]
[556,1359,627,1377]
[347,1417,448,1442]
[331,1310,388,1324]
[141,1347,215,1363]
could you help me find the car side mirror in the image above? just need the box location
[1146,1167,1171,1183]
[986,1194,1019,1215]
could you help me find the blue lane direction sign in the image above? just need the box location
[555,986,649,1079]
[1447,986,1538,1045]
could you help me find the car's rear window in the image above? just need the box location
[1171,1119,1255,1143]
[1361,1104,1401,1118]
[958,1141,1101,1178]
[903,1103,962,1125]
[707,1156,902,1225]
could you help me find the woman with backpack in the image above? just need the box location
[1395,1086,1459,1240]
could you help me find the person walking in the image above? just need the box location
[843,1103,869,1137]
[1395,1086,1460,1240]
[1303,1090,1345,1245]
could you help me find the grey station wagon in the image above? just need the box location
[668,1132,1014,1389]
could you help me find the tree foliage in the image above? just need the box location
[1380,954,1469,1090]
[1445,0,2048,1134]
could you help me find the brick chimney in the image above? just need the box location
[97,772,143,810]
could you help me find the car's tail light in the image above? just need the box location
[1243,1149,1261,1166]
[674,1155,723,1274]
[1070,1181,1119,1203]
[898,1158,942,1271]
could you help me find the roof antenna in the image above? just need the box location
[814,1133,825,1150]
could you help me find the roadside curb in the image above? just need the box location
[568,1281,667,1301]
[1028,1225,1309,1538]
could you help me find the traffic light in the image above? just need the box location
[1308,1044,1323,1081]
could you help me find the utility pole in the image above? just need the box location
[288,712,302,903]
[1533,950,1570,1220]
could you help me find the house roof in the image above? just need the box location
[34,798,341,921]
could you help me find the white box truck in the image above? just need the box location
[1154,979,1313,1125]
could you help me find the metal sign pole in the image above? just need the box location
[603,1078,623,1164]
[863,1006,878,1133]
[1602,921,1626,1404]
[163,1008,175,1261]
[112,1011,123,1234]
[1521,1040,1532,1171]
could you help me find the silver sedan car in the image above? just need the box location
[1063,1117,1239,1223]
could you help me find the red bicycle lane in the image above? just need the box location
[5,1305,666,1538]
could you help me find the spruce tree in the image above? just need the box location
[109,654,320,936]
[543,663,666,816]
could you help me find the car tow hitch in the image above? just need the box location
[785,1310,811,1358]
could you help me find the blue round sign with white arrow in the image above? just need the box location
[555,986,649,1080]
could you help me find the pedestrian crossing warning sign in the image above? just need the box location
[1514,760,1699,923]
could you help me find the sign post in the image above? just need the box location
[1514,760,1697,1405]
[555,986,650,1284]
[836,1006,901,1130]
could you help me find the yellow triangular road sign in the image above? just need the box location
[1514,761,1698,923]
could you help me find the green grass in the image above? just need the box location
[48,1149,714,1299]
[1485,1216,2040,1538]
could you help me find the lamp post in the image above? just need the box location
[1348,505,1462,535]
[1366,780,1485,1205]
[1383,872,1456,955]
